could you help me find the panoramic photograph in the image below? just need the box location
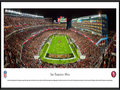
[4,9,116,68]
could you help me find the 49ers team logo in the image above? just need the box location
[111,71,116,78]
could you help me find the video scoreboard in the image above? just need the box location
[57,16,67,23]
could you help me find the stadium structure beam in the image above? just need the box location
[66,17,72,29]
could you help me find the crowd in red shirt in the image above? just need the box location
[4,15,116,68]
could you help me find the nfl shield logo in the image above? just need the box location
[4,70,7,78]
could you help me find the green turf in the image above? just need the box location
[40,34,79,64]
[47,35,72,54]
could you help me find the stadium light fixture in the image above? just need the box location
[5,10,22,15]
[5,9,44,18]
[98,13,101,17]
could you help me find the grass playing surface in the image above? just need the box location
[47,35,72,54]
[40,34,79,64]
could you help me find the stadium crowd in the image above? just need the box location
[70,27,102,43]
[19,29,102,68]
[4,15,116,68]
[4,14,53,68]
[101,33,116,68]
[5,27,116,68]
[4,15,52,37]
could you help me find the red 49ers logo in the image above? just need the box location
[111,71,116,78]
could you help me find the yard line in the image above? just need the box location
[44,35,76,60]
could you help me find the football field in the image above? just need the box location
[47,35,72,54]
[40,34,79,64]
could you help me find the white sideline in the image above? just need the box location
[65,36,76,58]
[44,35,54,59]
[44,35,76,60]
